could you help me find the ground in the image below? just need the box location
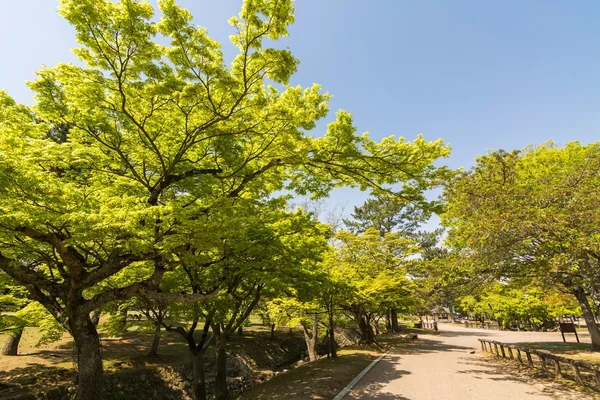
[345,322,600,400]
[0,318,305,400]
[2,321,600,399]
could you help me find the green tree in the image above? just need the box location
[444,142,600,349]
[343,194,436,331]
[0,0,450,398]
[333,228,418,343]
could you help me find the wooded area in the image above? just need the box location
[1,1,600,400]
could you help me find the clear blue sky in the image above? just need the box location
[1,0,599,219]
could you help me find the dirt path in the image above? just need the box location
[345,323,594,400]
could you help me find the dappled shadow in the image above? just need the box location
[237,351,381,400]
[344,357,412,400]
[461,353,599,399]
[437,329,495,338]
[0,363,74,399]
[388,337,473,356]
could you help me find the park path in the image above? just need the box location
[345,322,592,400]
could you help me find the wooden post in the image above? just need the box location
[526,351,534,368]
[539,355,548,372]
[493,343,499,356]
[516,349,523,364]
[500,345,506,358]
[572,364,583,385]
[507,346,514,360]
[553,359,562,378]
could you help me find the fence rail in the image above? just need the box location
[478,338,600,388]
[422,321,438,331]
[464,321,500,330]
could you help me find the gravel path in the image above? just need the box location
[345,322,593,400]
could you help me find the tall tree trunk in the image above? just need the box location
[237,326,243,336]
[70,312,103,400]
[191,350,207,400]
[148,323,160,357]
[448,304,456,322]
[214,326,228,400]
[1,327,23,356]
[385,311,392,332]
[391,308,400,332]
[270,323,275,339]
[302,314,318,362]
[573,287,600,351]
[328,309,337,359]
[356,312,375,343]
[118,308,128,332]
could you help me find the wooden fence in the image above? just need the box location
[478,338,600,388]
[464,321,500,330]
[422,321,438,331]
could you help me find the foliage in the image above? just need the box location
[458,283,580,330]
[443,142,600,346]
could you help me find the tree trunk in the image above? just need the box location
[391,308,400,332]
[270,323,275,339]
[385,312,392,332]
[573,287,600,351]
[328,311,337,359]
[148,323,160,357]
[302,314,318,362]
[237,326,243,336]
[357,313,375,343]
[214,329,228,400]
[191,350,207,400]
[118,308,128,332]
[448,304,456,322]
[70,312,103,400]
[1,327,23,356]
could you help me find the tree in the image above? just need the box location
[444,142,600,349]
[0,0,450,398]
[343,194,434,331]
[0,274,64,355]
[333,228,418,343]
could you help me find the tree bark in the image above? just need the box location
[214,326,228,400]
[1,327,23,356]
[391,308,400,332]
[573,287,600,351]
[148,323,160,357]
[357,312,375,343]
[385,311,392,332]
[191,350,207,400]
[70,312,103,400]
[118,308,128,332]
[328,310,337,359]
[302,314,318,362]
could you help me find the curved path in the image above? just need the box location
[345,323,592,400]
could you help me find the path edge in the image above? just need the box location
[332,351,388,400]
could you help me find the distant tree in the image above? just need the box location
[444,143,600,349]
